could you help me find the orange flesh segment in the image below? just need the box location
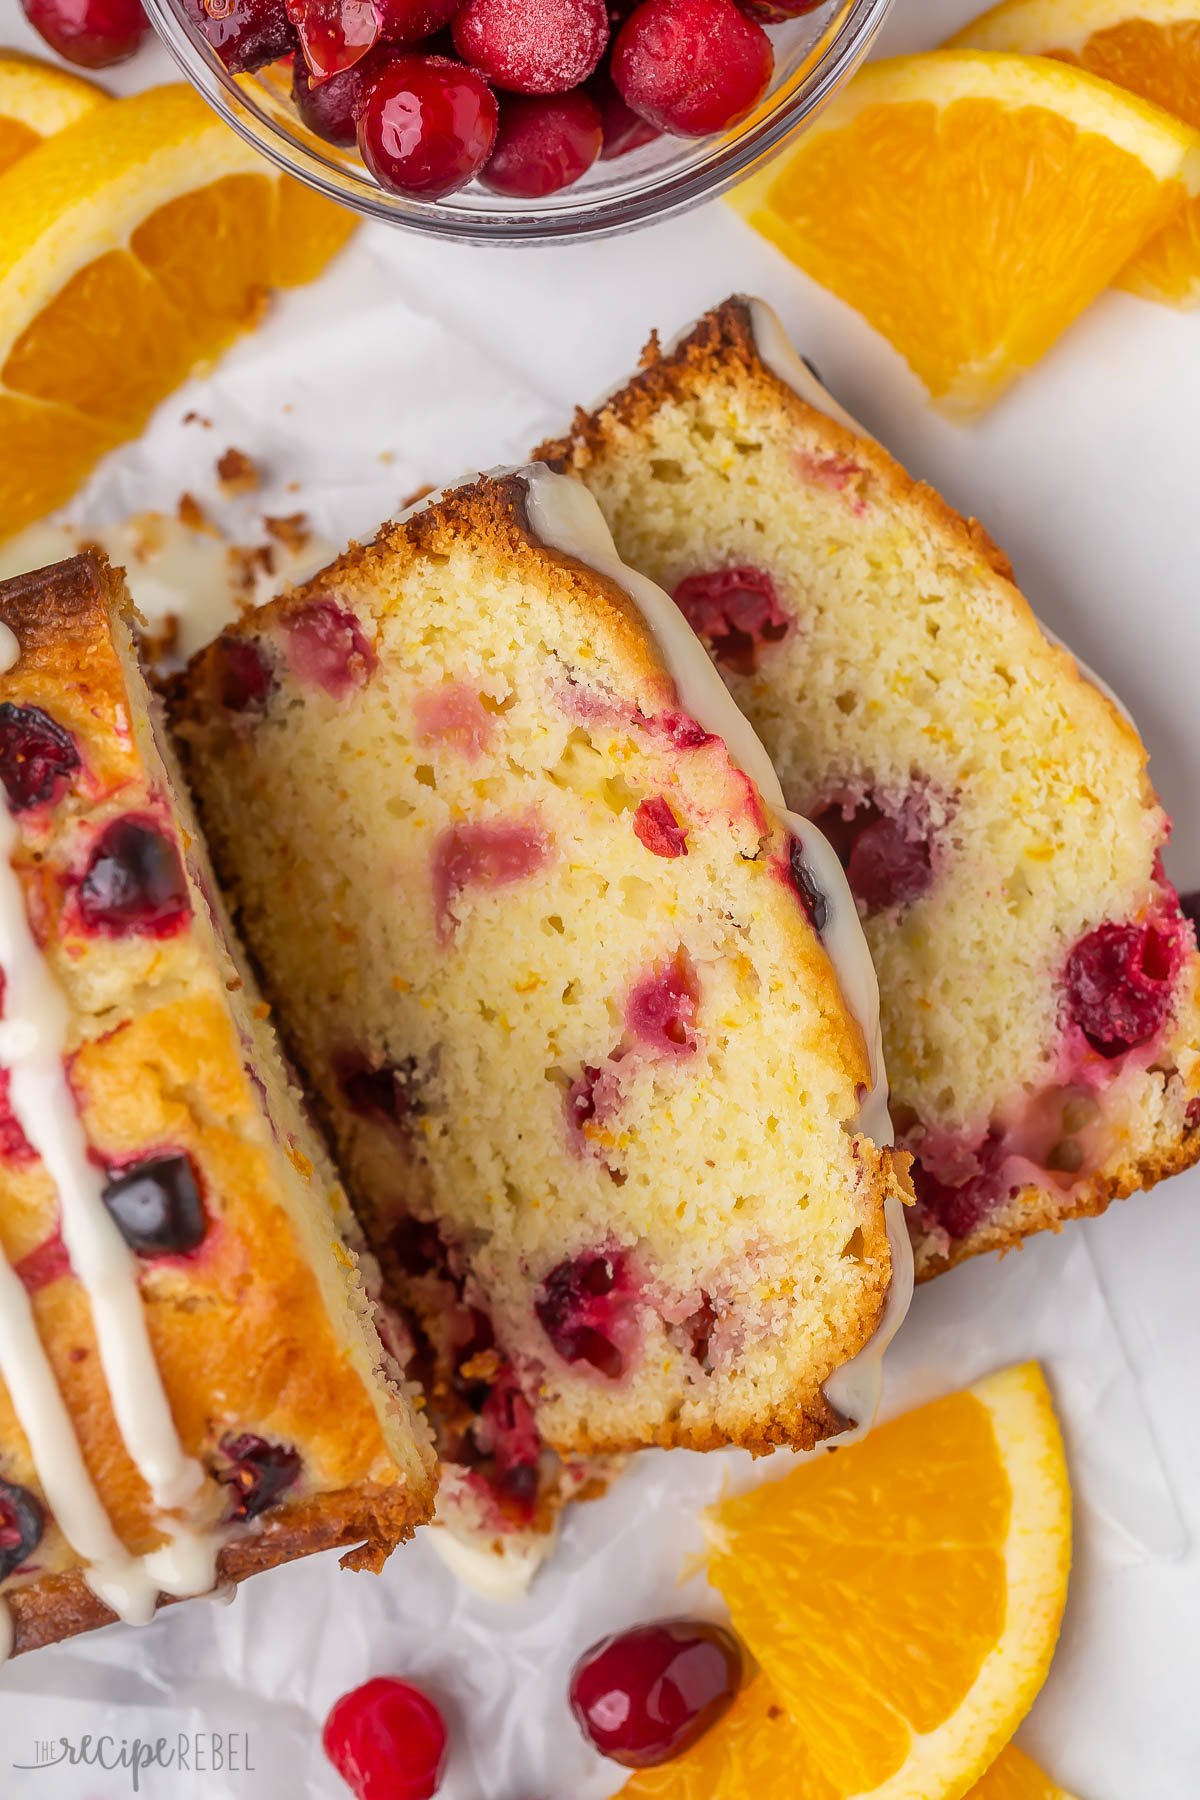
[0,118,39,176]
[618,1679,839,1800]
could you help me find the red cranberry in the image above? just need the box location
[358,54,498,198]
[536,1251,627,1379]
[672,567,791,676]
[181,0,296,72]
[293,53,383,145]
[633,795,687,858]
[658,711,713,751]
[481,91,602,196]
[212,635,276,712]
[375,0,461,40]
[77,818,189,938]
[14,1231,70,1293]
[0,703,80,813]
[569,1618,743,1767]
[284,598,376,699]
[0,1069,36,1167]
[413,681,494,758]
[478,1366,541,1494]
[626,952,699,1055]
[453,0,609,95]
[612,0,772,136]
[787,839,828,933]
[0,1478,45,1583]
[811,796,934,917]
[910,1157,1001,1240]
[285,0,380,78]
[324,1677,447,1800]
[589,69,662,158]
[102,1153,207,1256]
[1065,919,1182,1057]
[20,0,148,66]
[335,1051,421,1124]
[215,1433,301,1520]
[431,816,548,941]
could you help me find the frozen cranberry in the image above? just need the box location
[102,1153,207,1256]
[358,55,498,199]
[672,567,791,676]
[0,1478,45,1583]
[215,1433,301,1520]
[181,0,295,72]
[283,598,376,699]
[14,1231,71,1293]
[293,53,383,145]
[432,816,549,941]
[811,797,934,917]
[375,0,460,40]
[0,1069,36,1167]
[633,795,687,858]
[612,0,772,136]
[1065,919,1182,1058]
[569,1618,743,1767]
[323,1677,447,1800]
[336,1051,421,1124]
[453,0,609,94]
[626,952,699,1054]
[77,818,189,938]
[536,1251,628,1379]
[212,635,276,712]
[285,0,379,78]
[482,91,602,196]
[20,0,148,67]
[589,69,661,158]
[787,839,828,933]
[0,703,80,813]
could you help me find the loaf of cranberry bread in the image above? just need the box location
[0,553,436,1658]
[540,297,1200,1277]
[173,468,911,1563]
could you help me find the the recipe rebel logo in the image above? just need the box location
[13,1730,256,1791]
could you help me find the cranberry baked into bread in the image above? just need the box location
[0,554,435,1658]
[174,469,911,1569]
[540,297,1200,1276]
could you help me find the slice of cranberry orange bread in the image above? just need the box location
[173,468,911,1508]
[0,553,435,1658]
[540,296,1200,1277]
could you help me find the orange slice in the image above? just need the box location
[704,1364,1071,1799]
[0,84,357,543]
[730,51,1200,414]
[618,1684,1080,1800]
[0,50,105,178]
[952,0,1200,303]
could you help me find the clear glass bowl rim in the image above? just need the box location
[142,0,894,244]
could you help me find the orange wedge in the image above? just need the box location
[618,1685,1080,1800]
[0,84,357,543]
[731,51,1200,414]
[0,50,105,178]
[703,1364,1071,1799]
[952,0,1200,303]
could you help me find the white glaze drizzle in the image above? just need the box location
[519,464,912,1428]
[0,626,219,1649]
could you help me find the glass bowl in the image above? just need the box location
[143,0,893,243]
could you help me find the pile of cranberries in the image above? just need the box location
[173,0,823,202]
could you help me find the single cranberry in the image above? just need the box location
[589,69,661,158]
[612,0,772,136]
[336,1051,421,1125]
[215,1432,301,1520]
[285,0,379,78]
[20,0,148,67]
[293,53,383,145]
[672,567,791,676]
[413,681,494,758]
[536,1251,627,1379]
[909,1158,998,1240]
[633,795,688,858]
[811,796,934,917]
[431,816,549,941]
[0,1070,36,1167]
[569,1618,743,1767]
[212,635,276,712]
[77,818,190,938]
[1065,919,1182,1058]
[323,1677,447,1800]
[375,0,460,40]
[453,0,609,94]
[181,0,296,72]
[358,54,498,198]
[0,703,80,813]
[14,1231,71,1293]
[787,840,828,933]
[0,1478,45,1583]
[102,1153,207,1256]
[481,91,602,196]
[658,712,713,751]
[626,952,700,1055]
[284,598,376,700]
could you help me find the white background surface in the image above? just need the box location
[3,2,1200,1795]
